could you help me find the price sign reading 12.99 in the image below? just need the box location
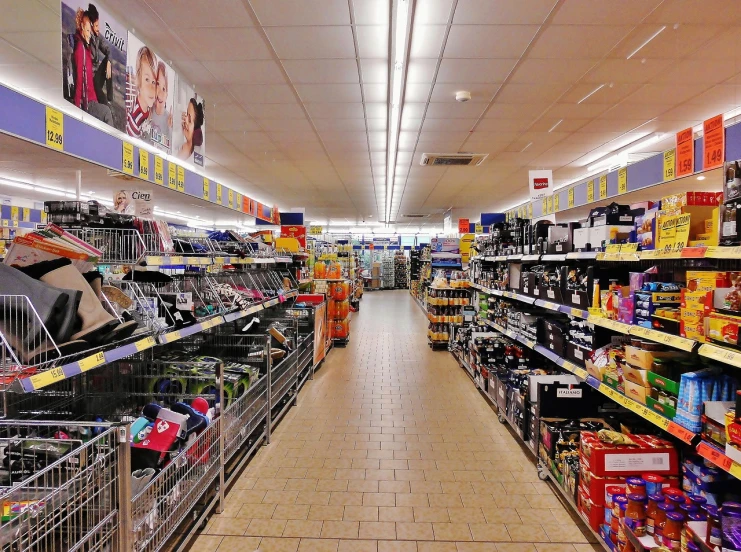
[45,106,64,150]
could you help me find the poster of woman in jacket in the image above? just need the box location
[61,1,127,132]
[173,80,206,167]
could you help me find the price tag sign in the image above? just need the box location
[79,351,106,372]
[554,193,560,211]
[605,244,622,254]
[528,203,533,218]
[228,189,234,209]
[134,337,155,352]
[705,246,741,259]
[203,177,210,200]
[676,127,694,178]
[697,442,732,472]
[663,148,676,181]
[618,168,628,194]
[568,187,575,208]
[699,343,741,368]
[541,197,547,214]
[666,422,695,444]
[45,106,64,150]
[216,183,223,205]
[139,149,149,179]
[673,213,691,253]
[154,156,164,185]
[587,180,594,202]
[176,166,185,192]
[475,223,483,233]
[29,366,66,390]
[10,206,18,221]
[546,195,553,214]
[22,207,30,222]
[703,114,725,170]
[235,193,242,211]
[168,162,177,189]
[599,175,608,199]
[122,142,134,175]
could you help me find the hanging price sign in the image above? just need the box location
[663,148,676,181]
[216,183,223,204]
[176,166,185,192]
[122,142,134,175]
[554,193,560,211]
[546,195,553,214]
[528,203,533,218]
[154,156,164,185]
[22,208,30,222]
[542,197,547,214]
[618,168,627,194]
[168,163,177,189]
[587,180,594,203]
[599,175,608,199]
[703,114,725,170]
[45,106,64,150]
[228,189,234,209]
[203,178,210,200]
[568,188,575,208]
[139,149,149,179]
[676,127,694,178]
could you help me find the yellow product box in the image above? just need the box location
[680,320,705,342]
[623,380,652,405]
[686,271,731,292]
[680,307,706,325]
[623,346,684,370]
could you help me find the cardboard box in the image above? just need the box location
[646,396,676,420]
[578,467,625,507]
[623,364,650,387]
[623,346,683,370]
[580,432,678,477]
[577,486,604,531]
[624,380,652,404]
[647,370,680,395]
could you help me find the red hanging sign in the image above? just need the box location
[675,127,694,177]
[703,114,725,170]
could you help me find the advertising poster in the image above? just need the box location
[313,302,328,366]
[61,1,128,132]
[281,225,307,248]
[529,169,553,200]
[125,33,175,153]
[113,189,153,217]
[173,80,206,166]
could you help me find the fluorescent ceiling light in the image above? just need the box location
[586,133,663,172]
[548,120,563,133]
[0,178,33,190]
[578,84,605,104]
[627,26,666,60]
[697,175,706,180]
[521,142,533,152]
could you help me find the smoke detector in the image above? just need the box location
[455,91,471,102]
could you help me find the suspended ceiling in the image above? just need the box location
[1,0,741,229]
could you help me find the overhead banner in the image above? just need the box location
[113,189,153,217]
[61,1,128,132]
[458,218,469,234]
[528,170,553,200]
[125,33,174,153]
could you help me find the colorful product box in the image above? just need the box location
[686,272,731,291]
[577,486,604,531]
[578,467,625,506]
[623,346,684,370]
[706,313,741,346]
[580,432,678,477]
[681,289,714,311]
[624,379,652,404]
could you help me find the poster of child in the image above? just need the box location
[125,33,175,154]
[173,80,206,167]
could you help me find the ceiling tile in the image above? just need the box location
[406,59,438,83]
[227,84,297,104]
[250,0,351,26]
[529,25,631,59]
[410,25,446,58]
[415,0,456,24]
[436,58,516,83]
[314,118,368,131]
[404,83,432,102]
[688,29,741,60]
[484,103,548,119]
[582,58,672,85]
[246,102,307,119]
[257,118,315,132]
[546,102,612,118]
[266,26,356,59]
[178,28,271,61]
[611,24,722,60]
[356,26,389,58]
[453,0,557,24]
[644,0,741,25]
[552,0,662,25]
[627,83,712,105]
[425,102,486,119]
[284,59,360,83]
[444,25,539,58]
[352,0,389,25]
[306,103,366,119]
[0,0,58,32]
[423,118,477,131]
[204,60,286,84]
[363,83,388,103]
[147,0,254,28]
[0,32,57,65]
[496,83,569,104]
[296,84,362,103]
[366,118,387,131]
[360,58,389,83]
[510,59,595,84]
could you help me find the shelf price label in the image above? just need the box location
[618,168,628,194]
[568,187,575,208]
[176,166,185,192]
[216,183,223,204]
[587,180,594,202]
[134,337,155,352]
[666,422,695,444]
[697,442,733,472]
[203,177,210,200]
[29,366,66,390]
[663,148,676,181]
[699,343,741,368]
[703,114,725,170]
[475,223,483,233]
[235,193,242,211]
[154,156,164,185]
[122,142,134,175]
[676,127,694,178]
[599,175,608,199]
[45,106,64,150]
[705,246,741,259]
[79,351,106,372]
[139,149,149,179]
[168,162,177,189]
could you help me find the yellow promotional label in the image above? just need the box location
[658,214,678,253]
[168,162,176,189]
[135,337,155,352]
[663,148,676,181]
[587,180,594,202]
[154,156,164,185]
[22,207,30,222]
[700,344,741,368]
[554,194,560,211]
[45,106,64,150]
[475,223,483,233]
[568,188,575,208]
[176,166,185,192]
[30,366,66,389]
[599,175,608,199]
[705,246,741,259]
[309,226,323,235]
[228,189,234,209]
[673,213,691,252]
[139,149,149,179]
[618,167,628,194]
[10,207,18,220]
[203,177,210,200]
[216,183,223,204]
[122,142,134,175]
[79,351,106,372]
[605,244,621,254]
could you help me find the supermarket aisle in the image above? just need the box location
[195,290,600,552]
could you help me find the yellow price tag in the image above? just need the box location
[618,167,627,194]
[45,106,64,150]
[22,207,30,222]
[134,337,154,352]
[228,189,234,208]
[79,351,106,372]
[568,188,575,208]
[528,203,533,218]
[139,149,149,179]
[705,246,741,259]
[599,175,608,199]
[475,223,483,233]
[554,193,560,211]
[216,183,223,204]
[699,343,741,368]
[571,307,584,317]
[546,195,553,214]
[30,366,66,389]
[663,148,676,181]
[235,193,242,211]
[122,142,134,175]
[154,156,164,185]
[541,197,547,214]
[203,178,210,200]
[587,180,594,203]
[167,330,182,343]
[176,166,185,192]
[10,207,18,221]
[2,220,8,228]
[168,162,176,189]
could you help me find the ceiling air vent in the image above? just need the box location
[107,169,137,181]
[402,214,430,219]
[420,153,488,166]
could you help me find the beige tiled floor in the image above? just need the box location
[194,291,602,552]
